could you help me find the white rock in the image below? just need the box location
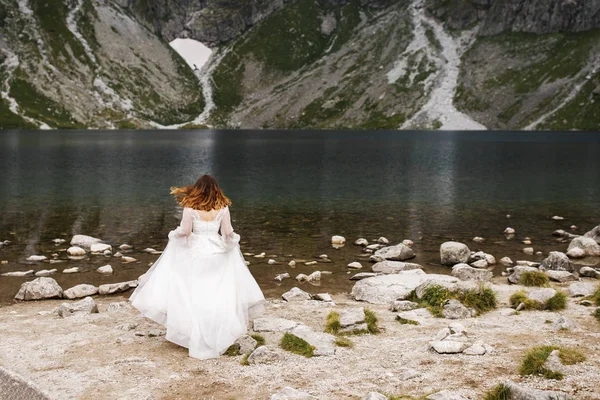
[429,340,469,354]
[504,227,515,234]
[52,239,66,244]
[472,237,485,243]
[567,282,597,297]
[295,273,309,282]
[462,342,487,356]
[35,269,57,277]
[63,284,99,299]
[304,261,317,266]
[371,243,415,262]
[522,247,534,255]
[67,246,86,256]
[377,237,389,245]
[350,272,380,280]
[527,288,557,303]
[545,270,577,283]
[440,242,470,266]
[288,260,296,267]
[235,335,258,355]
[1,270,34,277]
[313,293,333,302]
[351,270,427,304]
[507,266,538,284]
[268,259,277,265]
[340,307,366,327]
[98,280,138,295]
[26,255,47,262]
[348,262,363,269]
[470,259,488,269]
[113,252,123,258]
[90,243,112,253]
[57,297,99,318]
[62,267,80,274]
[331,235,346,245]
[70,235,102,250]
[389,300,419,312]
[121,256,137,263]
[97,265,113,275]
[307,271,321,282]
[354,238,369,246]
[253,318,299,332]
[552,216,564,220]
[119,244,132,250]
[254,252,266,258]
[484,254,496,265]
[579,266,600,279]
[282,287,311,302]
[274,273,290,282]
[14,277,63,301]
[103,250,112,256]
[451,264,493,282]
[566,247,586,258]
[499,257,513,266]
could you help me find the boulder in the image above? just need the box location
[545,270,577,283]
[312,293,333,302]
[97,265,113,275]
[429,340,469,354]
[440,242,470,266]
[567,237,600,257]
[354,238,369,247]
[70,234,102,250]
[499,257,513,266]
[347,262,363,269]
[390,300,419,312]
[370,243,415,262]
[351,270,427,304]
[527,288,557,303]
[57,297,99,317]
[371,261,422,274]
[282,287,311,302]
[14,277,63,301]
[350,272,381,280]
[289,325,336,356]
[340,308,366,327]
[539,252,573,272]
[567,282,597,297]
[426,390,467,400]
[507,266,539,284]
[253,318,299,332]
[66,246,86,256]
[247,346,283,365]
[35,269,57,277]
[234,335,257,354]
[442,299,473,319]
[452,264,492,282]
[271,387,317,400]
[583,225,600,244]
[63,284,99,299]
[98,280,138,295]
[579,266,600,279]
[502,381,572,399]
[90,243,112,253]
[470,259,488,269]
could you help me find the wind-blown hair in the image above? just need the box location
[170,175,232,211]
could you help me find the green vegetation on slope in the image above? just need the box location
[0,100,37,129]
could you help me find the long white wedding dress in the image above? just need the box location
[129,206,265,359]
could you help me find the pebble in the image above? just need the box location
[288,260,296,267]
[522,247,534,255]
[504,227,515,234]
[347,262,363,269]
[121,256,137,263]
[268,259,277,265]
[63,267,80,274]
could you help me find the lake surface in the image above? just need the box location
[1,130,600,305]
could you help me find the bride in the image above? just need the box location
[130,174,265,359]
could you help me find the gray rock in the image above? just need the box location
[440,242,470,266]
[397,308,434,324]
[289,325,336,356]
[442,299,473,319]
[350,272,381,280]
[451,264,493,282]
[282,287,311,301]
[354,238,369,247]
[370,243,415,262]
[502,381,572,399]
[429,340,469,354]
[553,229,579,240]
[339,307,366,327]
[57,297,99,317]
[414,276,460,299]
[462,342,487,356]
[583,225,600,244]
[14,277,63,301]
[470,259,488,269]
[247,346,283,365]
[545,270,577,283]
[351,269,428,304]
[1,270,34,277]
[540,251,573,272]
[389,300,419,312]
[63,284,99,299]
[235,335,257,354]
[434,328,451,341]
[70,234,102,250]
[274,273,290,282]
[552,316,575,331]
[96,265,113,275]
[35,269,57,277]
[371,260,422,274]
[347,262,363,269]
[527,288,557,303]
[426,390,467,400]
[363,393,388,400]
[98,280,138,295]
[567,281,597,297]
[499,257,514,266]
[507,266,539,284]
[567,237,600,257]
[253,318,299,332]
[312,293,333,302]
[271,386,317,400]
[66,246,86,256]
[579,266,600,279]
[542,350,565,374]
[516,260,540,267]
[62,267,80,274]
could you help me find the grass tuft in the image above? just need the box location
[250,334,265,348]
[409,284,497,317]
[325,311,341,334]
[223,344,240,356]
[509,290,566,311]
[519,346,585,380]
[593,287,600,306]
[334,337,354,348]
[594,307,600,323]
[520,271,550,287]
[483,384,510,400]
[240,353,250,366]
[364,309,380,334]
[396,316,419,325]
[545,291,568,311]
[280,333,315,357]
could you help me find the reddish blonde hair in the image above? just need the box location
[170,175,232,211]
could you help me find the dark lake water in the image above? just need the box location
[1,130,600,305]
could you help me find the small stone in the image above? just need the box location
[26,255,47,262]
[288,260,296,267]
[1,260,7,265]
[282,287,311,302]
[313,293,333,302]
[113,252,123,258]
[103,250,112,256]
[97,265,113,275]
[106,301,131,312]
[472,237,485,243]
[331,235,346,245]
[348,262,363,269]
[389,300,419,312]
[67,246,86,256]
[542,350,565,374]
[268,259,277,265]
[470,259,488,269]
[63,284,98,299]
[452,264,493,282]
[98,280,138,295]
[58,297,98,317]
[552,316,574,331]
[254,253,266,258]
[247,346,283,364]
[307,271,321,282]
[1,270,34,277]
[463,342,487,356]
[552,216,564,220]
[504,227,515,234]
[90,243,112,253]
[35,269,57,277]
[53,239,66,244]
[523,240,532,245]
[304,261,317,266]
[377,237,389,245]
[426,391,467,400]
[522,247,534,255]
[253,317,299,332]
[62,267,80,274]
[354,238,369,246]
[274,273,290,282]
[499,257,513,266]
[371,243,415,262]
[121,256,137,263]
[442,299,473,319]
[340,308,366,327]
[119,244,132,250]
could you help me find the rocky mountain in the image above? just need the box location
[1,0,599,130]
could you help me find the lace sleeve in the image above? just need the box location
[220,206,240,249]
[168,207,193,239]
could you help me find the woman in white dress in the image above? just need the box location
[130,175,265,360]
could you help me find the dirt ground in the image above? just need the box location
[1,278,599,400]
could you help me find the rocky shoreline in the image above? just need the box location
[1,226,600,399]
